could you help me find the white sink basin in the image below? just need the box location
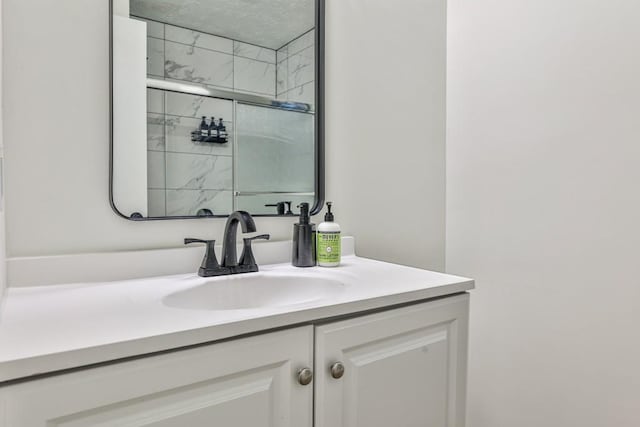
[162,273,345,311]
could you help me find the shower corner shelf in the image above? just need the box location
[190,131,229,144]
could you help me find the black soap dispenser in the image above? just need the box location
[292,203,316,267]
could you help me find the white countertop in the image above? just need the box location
[0,255,473,383]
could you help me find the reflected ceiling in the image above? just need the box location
[131,0,315,49]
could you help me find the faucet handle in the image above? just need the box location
[239,234,270,269]
[184,238,223,276]
[184,238,212,244]
[245,234,271,242]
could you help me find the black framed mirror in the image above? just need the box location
[110,0,324,220]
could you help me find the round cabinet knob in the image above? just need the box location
[330,362,345,379]
[298,368,313,386]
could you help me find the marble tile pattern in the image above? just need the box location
[165,24,233,54]
[233,41,276,63]
[285,81,315,106]
[165,153,232,191]
[147,113,166,152]
[276,46,289,65]
[287,46,314,90]
[147,37,165,78]
[234,56,276,96]
[276,59,287,95]
[147,88,164,114]
[137,18,316,216]
[144,19,164,39]
[276,30,315,108]
[287,30,315,58]
[142,18,279,97]
[232,41,277,96]
[166,189,233,217]
[145,86,234,216]
[164,40,234,88]
[165,90,233,119]
[147,151,165,189]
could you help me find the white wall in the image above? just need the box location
[2,0,296,258]
[325,0,447,271]
[3,0,447,273]
[447,1,640,426]
[0,0,6,305]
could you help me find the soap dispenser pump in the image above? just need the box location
[292,202,316,267]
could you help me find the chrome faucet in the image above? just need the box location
[184,210,270,277]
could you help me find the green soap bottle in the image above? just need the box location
[316,202,341,267]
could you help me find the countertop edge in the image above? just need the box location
[0,279,473,385]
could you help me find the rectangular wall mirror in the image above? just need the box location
[110,0,324,219]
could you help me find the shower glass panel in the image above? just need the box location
[235,103,315,215]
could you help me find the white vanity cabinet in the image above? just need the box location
[0,326,315,427]
[314,294,469,427]
[0,295,469,427]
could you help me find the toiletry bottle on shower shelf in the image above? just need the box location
[217,118,228,142]
[199,116,208,141]
[317,202,341,267]
[208,117,218,142]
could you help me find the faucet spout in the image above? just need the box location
[221,211,257,267]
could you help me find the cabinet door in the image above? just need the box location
[0,326,313,427]
[315,294,469,427]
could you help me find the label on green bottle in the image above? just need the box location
[317,231,341,264]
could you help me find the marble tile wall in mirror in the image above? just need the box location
[111,0,321,219]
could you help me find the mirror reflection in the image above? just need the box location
[112,0,320,218]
